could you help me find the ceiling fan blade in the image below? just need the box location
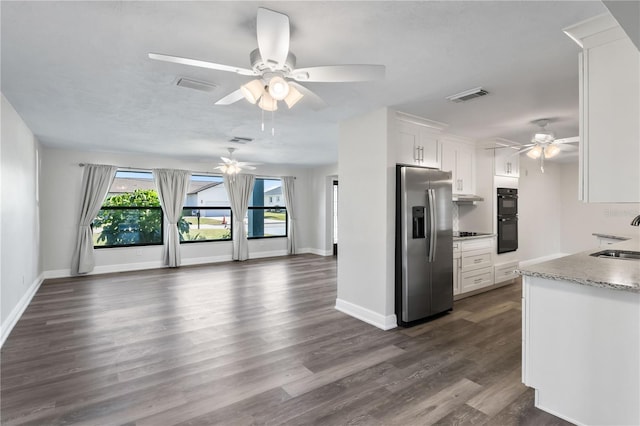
[510,146,535,157]
[291,64,385,82]
[256,8,290,69]
[240,165,257,170]
[220,157,232,164]
[148,53,256,76]
[554,136,580,144]
[288,82,327,110]
[214,89,245,106]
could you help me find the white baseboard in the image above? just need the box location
[251,249,288,259]
[181,255,232,266]
[519,253,570,268]
[335,298,397,330]
[299,247,333,256]
[1,273,44,348]
[43,249,295,279]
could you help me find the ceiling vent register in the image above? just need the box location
[176,77,217,92]
[228,136,254,144]
[446,87,489,103]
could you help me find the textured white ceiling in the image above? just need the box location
[1,1,605,166]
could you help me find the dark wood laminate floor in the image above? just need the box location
[1,254,571,425]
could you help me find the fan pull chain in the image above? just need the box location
[271,111,275,136]
[261,109,265,132]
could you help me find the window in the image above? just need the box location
[93,171,163,248]
[246,178,287,238]
[181,175,232,243]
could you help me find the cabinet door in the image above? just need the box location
[583,36,640,202]
[494,148,519,177]
[419,128,441,169]
[396,121,419,165]
[441,142,457,188]
[456,145,474,193]
[453,257,461,295]
[460,267,493,293]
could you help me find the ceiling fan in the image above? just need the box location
[148,7,385,111]
[215,148,257,175]
[498,119,579,173]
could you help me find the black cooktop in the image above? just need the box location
[454,231,492,237]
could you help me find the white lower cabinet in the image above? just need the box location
[494,260,519,284]
[461,268,494,293]
[454,237,495,297]
[453,241,461,295]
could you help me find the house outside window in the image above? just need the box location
[181,175,232,243]
[247,178,287,238]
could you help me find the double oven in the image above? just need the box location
[497,187,518,254]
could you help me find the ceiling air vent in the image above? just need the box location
[446,87,489,103]
[176,77,217,92]
[228,136,254,144]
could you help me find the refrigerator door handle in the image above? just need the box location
[427,188,437,262]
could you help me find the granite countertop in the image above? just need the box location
[516,237,640,293]
[592,232,632,241]
[453,233,495,241]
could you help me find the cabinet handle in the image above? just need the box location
[474,258,482,263]
[420,146,424,162]
[474,278,483,283]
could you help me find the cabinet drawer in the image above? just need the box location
[460,238,493,251]
[461,248,492,271]
[494,261,519,284]
[461,267,494,293]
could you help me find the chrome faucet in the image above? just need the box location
[632,215,640,226]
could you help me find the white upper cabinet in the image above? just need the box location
[393,112,443,169]
[494,147,520,178]
[441,138,476,194]
[564,14,640,202]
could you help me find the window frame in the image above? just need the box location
[93,205,164,249]
[246,206,288,240]
[179,206,233,244]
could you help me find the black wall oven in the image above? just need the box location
[497,187,518,254]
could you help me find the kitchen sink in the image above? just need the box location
[590,249,640,260]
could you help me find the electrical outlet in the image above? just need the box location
[135,249,143,256]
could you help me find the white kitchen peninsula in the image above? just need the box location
[517,238,640,426]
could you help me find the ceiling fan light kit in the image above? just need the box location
[544,144,560,158]
[283,85,303,108]
[215,148,257,175]
[258,91,278,112]
[527,145,543,159]
[148,6,385,116]
[240,79,264,104]
[267,76,289,100]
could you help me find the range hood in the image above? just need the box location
[452,194,484,203]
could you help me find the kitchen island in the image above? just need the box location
[517,238,640,426]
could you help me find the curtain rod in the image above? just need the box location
[78,163,295,179]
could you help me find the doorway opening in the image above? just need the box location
[333,180,338,256]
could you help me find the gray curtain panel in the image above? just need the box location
[281,176,297,255]
[224,173,255,261]
[70,164,117,275]
[153,169,192,267]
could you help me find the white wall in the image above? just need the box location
[515,156,564,263]
[560,161,640,253]
[337,108,396,330]
[458,146,494,233]
[1,94,43,345]
[40,147,327,277]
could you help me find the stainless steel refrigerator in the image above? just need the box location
[396,165,453,326]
